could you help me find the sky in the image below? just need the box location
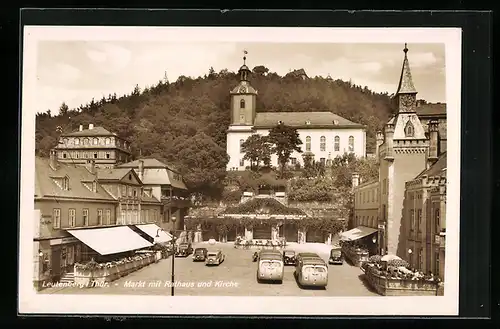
[35,41,446,115]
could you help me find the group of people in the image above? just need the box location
[364,261,441,282]
[234,236,287,248]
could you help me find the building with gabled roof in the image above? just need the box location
[226,55,367,171]
[33,151,164,291]
[54,123,132,168]
[117,158,190,233]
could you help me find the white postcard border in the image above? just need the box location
[19,26,461,315]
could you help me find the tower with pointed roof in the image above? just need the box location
[377,44,429,257]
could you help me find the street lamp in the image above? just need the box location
[372,235,377,244]
[170,215,177,296]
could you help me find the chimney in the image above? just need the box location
[89,123,94,130]
[351,172,360,191]
[49,149,58,170]
[384,122,395,158]
[86,159,96,174]
[427,120,439,167]
[375,130,384,161]
[79,125,83,131]
[138,160,144,181]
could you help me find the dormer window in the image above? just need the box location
[105,137,111,145]
[278,120,283,125]
[128,174,132,180]
[305,120,311,125]
[74,138,80,145]
[62,177,69,190]
[93,138,99,145]
[404,120,415,137]
[333,120,339,125]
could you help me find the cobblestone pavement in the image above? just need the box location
[40,242,379,296]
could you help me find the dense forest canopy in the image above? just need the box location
[35,66,399,197]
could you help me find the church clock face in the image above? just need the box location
[239,86,247,93]
[400,94,415,108]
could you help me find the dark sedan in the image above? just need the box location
[192,248,208,262]
[283,250,296,266]
[175,242,193,257]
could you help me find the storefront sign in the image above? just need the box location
[50,237,78,246]
[378,224,385,230]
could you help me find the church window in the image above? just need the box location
[305,136,311,151]
[320,136,326,151]
[405,120,415,137]
[240,99,245,109]
[63,153,67,159]
[334,136,340,151]
[348,136,354,152]
[93,138,99,145]
[240,139,244,153]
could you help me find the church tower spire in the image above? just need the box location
[229,50,258,126]
[395,44,418,113]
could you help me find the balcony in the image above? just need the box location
[161,196,191,208]
[434,232,445,249]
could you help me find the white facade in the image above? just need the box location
[227,127,366,170]
[225,60,366,171]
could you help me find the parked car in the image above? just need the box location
[328,246,343,265]
[283,250,296,266]
[192,247,208,262]
[257,250,284,283]
[206,250,225,266]
[175,242,193,257]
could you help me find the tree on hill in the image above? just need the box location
[171,132,229,197]
[241,134,272,171]
[35,66,395,199]
[267,123,302,178]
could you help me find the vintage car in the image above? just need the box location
[205,250,225,266]
[283,250,296,266]
[175,242,193,257]
[295,252,322,265]
[328,246,343,265]
[295,258,328,288]
[192,247,208,262]
[256,250,284,283]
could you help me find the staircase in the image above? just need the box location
[59,271,75,284]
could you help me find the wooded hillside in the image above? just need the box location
[35,66,396,197]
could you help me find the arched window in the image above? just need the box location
[405,120,415,137]
[320,136,326,151]
[348,136,354,152]
[240,139,244,153]
[240,99,245,109]
[334,136,340,151]
[74,138,80,145]
[305,136,311,151]
[93,138,99,145]
[83,138,89,145]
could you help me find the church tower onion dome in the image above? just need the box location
[230,51,258,95]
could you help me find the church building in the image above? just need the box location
[226,55,367,171]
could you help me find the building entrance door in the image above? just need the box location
[51,248,61,280]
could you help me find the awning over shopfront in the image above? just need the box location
[134,224,172,243]
[340,226,378,241]
[68,226,153,255]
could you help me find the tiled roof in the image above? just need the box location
[95,168,133,181]
[117,159,187,190]
[62,126,118,137]
[416,103,446,116]
[415,152,447,179]
[35,157,116,201]
[253,111,364,128]
[222,198,306,216]
[118,158,179,172]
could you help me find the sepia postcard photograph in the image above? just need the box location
[19,26,461,316]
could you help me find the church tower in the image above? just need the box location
[378,44,429,257]
[229,52,258,125]
[226,51,258,170]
